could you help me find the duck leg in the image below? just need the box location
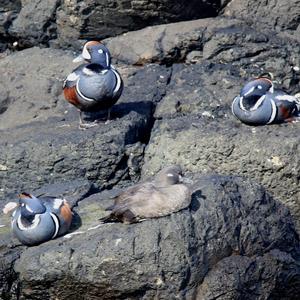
[105,108,111,125]
[78,111,98,129]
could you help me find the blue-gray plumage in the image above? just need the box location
[11,193,72,246]
[232,77,300,125]
[63,41,123,129]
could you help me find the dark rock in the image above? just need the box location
[223,0,300,33]
[0,47,171,202]
[4,0,222,50]
[138,20,300,232]
[1,175,299,299]
[0,0,21,51]
[8,0,60,48]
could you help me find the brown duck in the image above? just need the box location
[100,165,191,224]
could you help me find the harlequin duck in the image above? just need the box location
[7,193,73,246]
[100,165,191,224]
[232,77,300,125]
[63,41,123,129]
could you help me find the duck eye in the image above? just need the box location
[21,203,25,207]
[98,49,104,54]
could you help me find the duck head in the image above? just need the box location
[240,77,274,110]
[155,165,184,187]
[18,193,46,218]
[73,41,111,68]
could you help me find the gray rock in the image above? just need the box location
[139,21,300,232]
[8,0,60,47]
[5,0,222,50]
[143,63,300,231]
[1,175,299,299]
[0,47,171,202]
[223,0,300,33]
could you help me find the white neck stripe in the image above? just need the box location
[50,213,60,239]
[111,69,122,95]
[267,99,277,124]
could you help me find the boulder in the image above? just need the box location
[7,0,222,50]
[223,0,300,33]
[1,175,299,299]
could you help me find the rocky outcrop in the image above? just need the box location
[1,175,300,299]
[5,0,222,50]
[0,47,172,200]
[1,1,300,299]
[134,19,300,231]
[223,0,300,33]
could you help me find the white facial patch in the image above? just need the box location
[82,45,91,60]
[167,173,174,177]
[258,85,262,89]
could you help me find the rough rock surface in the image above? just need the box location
[5,0,222,50]
[1,1,300,299]
[1,175,299,299]
[0,47,171,201]
[223,0,300,33]
[136,19,300,231]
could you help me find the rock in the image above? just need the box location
[9,0,60,48]
[0,47,172,202]
[105,18,241,65]
[0,0,21,51]
[4,0,222,50]
[1,175,299,298]
[223,0,300,33]
[139,21,300,231]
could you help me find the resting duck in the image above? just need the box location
[100,165,192,224]
[63,41,123,129]
[4,193,72,246]
[232,77,300,125]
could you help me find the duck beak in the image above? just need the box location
[73,54,85,63]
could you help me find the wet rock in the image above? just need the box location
[2,175,299,299]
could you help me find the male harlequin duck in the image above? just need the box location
[232,77,300,125]
[4,193,72,246]
[63,41,123,129]
[100,165,192,224]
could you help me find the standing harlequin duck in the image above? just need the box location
[5,193,73,246]
[232,77,300,125]
[63,41,123,129]
[100,165,192,224]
